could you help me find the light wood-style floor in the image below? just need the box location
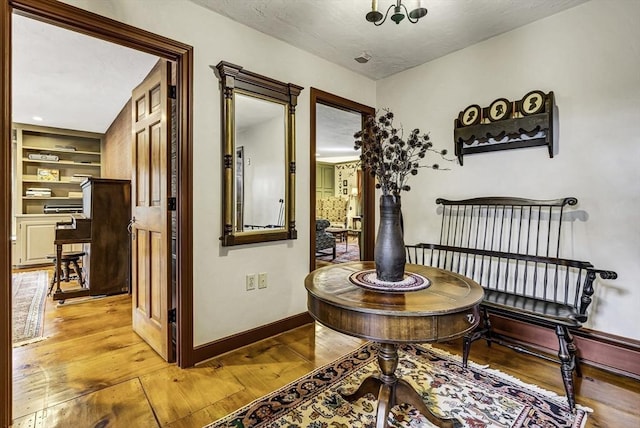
[11,280,640,427]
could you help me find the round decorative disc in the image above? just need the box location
[349,269,430,293]
[520,90,546,115]
[488,97,512,121]
[459,104,481,126]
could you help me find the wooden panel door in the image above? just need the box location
[316,163,335,199]
[131,60,173,362]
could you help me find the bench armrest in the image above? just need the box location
[593,269,618,280]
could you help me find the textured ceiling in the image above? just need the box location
[189,0,588,80]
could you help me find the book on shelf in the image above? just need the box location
[67,191,83,198]
[70,173,93,183]
[28,153,59,161]
[54,144,77,151]
[26,187,52,197]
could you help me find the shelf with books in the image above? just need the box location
[22,145,100,156]
[22,158,101,166]
[14,123,102,215]
[22,178,88,185]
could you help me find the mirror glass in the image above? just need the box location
[234,93,286,232]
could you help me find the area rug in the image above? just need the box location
[206,343,589,428]
[12,270,48,346]
[317,239,361,264]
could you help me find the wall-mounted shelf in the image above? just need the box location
[454,91,556,165]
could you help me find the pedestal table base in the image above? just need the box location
[341,343,460,428]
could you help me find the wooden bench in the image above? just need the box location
[405,197,617,410]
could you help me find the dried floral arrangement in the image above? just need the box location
[353,109,452,196]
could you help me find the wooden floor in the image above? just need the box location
[11,282,640,427]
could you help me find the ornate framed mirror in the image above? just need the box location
[213,61,303,246]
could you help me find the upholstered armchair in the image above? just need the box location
[315,219,336,259]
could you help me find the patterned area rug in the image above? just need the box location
[12,270,48,346]
[206,343,589,428]
[317,238,361,264]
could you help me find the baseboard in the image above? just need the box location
[187,311,640,380]
[191,312,314,364]
[490,315,640,380]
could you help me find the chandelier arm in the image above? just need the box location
[374,3,396,26]
[366,1,427,26]
[402,3,419,24]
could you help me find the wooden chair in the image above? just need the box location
[46,251,86,296]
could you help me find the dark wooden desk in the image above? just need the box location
[305,261,484,428]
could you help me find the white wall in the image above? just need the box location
[239,116,285,228]
[377,0,640,340]
[60,0,376,346]
[59,0,639,343]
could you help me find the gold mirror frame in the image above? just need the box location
[213,61,303,246]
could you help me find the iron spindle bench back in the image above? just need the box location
[405,196,617,411]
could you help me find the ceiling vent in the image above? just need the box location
[354,52,372,64]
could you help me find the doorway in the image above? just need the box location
[1,1,194,425]
[309,88,375,271]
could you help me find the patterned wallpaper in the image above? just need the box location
[334,161,359,197]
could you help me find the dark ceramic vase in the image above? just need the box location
[374,194,406,282]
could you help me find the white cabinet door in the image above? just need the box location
[14,215,80,267]
[17,219,56,266]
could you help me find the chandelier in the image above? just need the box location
[366,1,428,25]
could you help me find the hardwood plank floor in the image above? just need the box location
[11,277,640,427]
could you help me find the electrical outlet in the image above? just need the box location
[258,272,267,289]
[246,273,256,291]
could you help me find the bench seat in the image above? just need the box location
[483,290,582,326]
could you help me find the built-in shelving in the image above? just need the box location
[12,123,103,267]
[15,123,103,215]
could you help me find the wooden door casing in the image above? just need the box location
[131,60,172,362]
[309,89,376,271]
[3,2,195,424]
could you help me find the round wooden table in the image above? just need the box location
[305,261,484,428]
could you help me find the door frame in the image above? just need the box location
[309,88,375,271]
[1,1,195,425]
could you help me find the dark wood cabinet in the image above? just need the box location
[81,178,131,296]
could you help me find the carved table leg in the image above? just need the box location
[341,342,459,428]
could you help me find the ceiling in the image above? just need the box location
[189,0,588,80]
[12,14,158,133]
[316,104,361,162]
[11,0,588,156]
